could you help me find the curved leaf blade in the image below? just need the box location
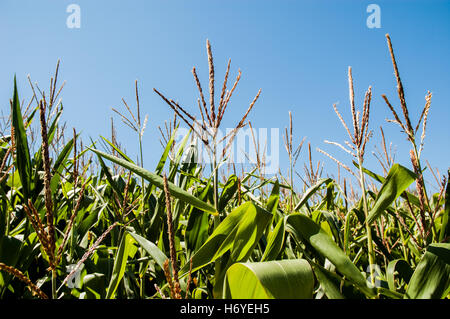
[286,213,375,297]
[367,164,416,224]
[405,243,450,299]
[224,259,314,299]
[90,149,217,214]
[11,77,32,199]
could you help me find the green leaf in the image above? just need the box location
[387,259,413,292]
[218,175,238,212]
[11,77,32,199]
[354,161,422,209]
[106,232,134,299]
[367,164,416,224]
[154,128,176,175]
[50,136,76,194]
[53,136,76,174]
[231,203,272,262]
[185,185,211,253]
[180,202,272,276]
[261,218,285,262]
[128,232,168,271]
[405,243,450,299]
[294,178,332,211]
[0,236,24,290]
[100,136,134,164]
[286,213,375,297]
[90,149,217,215]
[352,160,385,183]
[83,273,106,299]
[223,259,314,299]
[310,261,345,299]
[321,210,343,248]
[439,171,449,242]
[266,180,280,215]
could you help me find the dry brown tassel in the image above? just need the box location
[0,262,48,299]
[39,99,56,268]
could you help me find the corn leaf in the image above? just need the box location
[106,232,135,299]
[294,178,332,211]
[439,171,450,242]
[387,259,413,292]
[90,149,217,215]
[286,213,375,297]
[367,164,416,224]
[223,259,314,299]
[405,243,450,299]
[185,184,211,254]
[218,175,238,212]
[128,232,168,271]
[261,218,285,261]
[310,261,345,299]
[180,202,272,276]
[11,77,32,199]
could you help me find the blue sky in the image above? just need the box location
[1,0,449,190]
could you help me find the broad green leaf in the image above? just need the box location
[387,259,413,292]
[266,180,280,215]
[286,213,375,297]
[321,210,343,248]
[46,108,62,145]
[294,178,332,211]
[354,161,422,209]
[52,135,76,174]
[154,128,176,174]
[231,203,272,262]
[367,164,416,224]
[439,171,449,242]
[90,149,217,215]
[185,184,211,253]
[50,136,76,194]
[167,129,191,181]
[128,232,168,270]
[223,259,314,299]
[0,236,22,288]
[352,160,385,183]
[100,136,134,164]
[180,202,272,276]
[11,77,32,199]
[405,243,450,299]
[261,218,285,261]
[106,232,134,299]
[83,273,106,299]
[94,148,124,202]
[376,287,404,299]
[218,175,238,212]
[310,261,345,299]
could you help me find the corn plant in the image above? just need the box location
[0,34,448,300]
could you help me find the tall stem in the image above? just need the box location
[212,139,219,228]
[412,143,434,242]
[358,154,376,287]
[51,269,57,299]
[290,157,294,213]
[211,135,223,297]
[138,133,146,298]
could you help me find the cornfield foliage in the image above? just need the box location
[0,34,449,300]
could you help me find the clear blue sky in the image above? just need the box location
[1,0,449,190]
